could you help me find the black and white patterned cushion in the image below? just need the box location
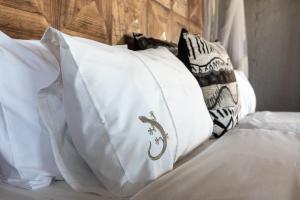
[178,29,240,138]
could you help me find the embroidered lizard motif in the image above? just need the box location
[139,111,168,160]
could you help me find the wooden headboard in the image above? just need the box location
[0,0,203,44]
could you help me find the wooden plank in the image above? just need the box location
[0,4,49,39]
[0,0,203,43]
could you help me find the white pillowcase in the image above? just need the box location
[234,70,256,119]
[0,33,61,189]
[40,27,213,197]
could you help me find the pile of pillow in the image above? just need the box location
[0,32,62,189]
[0,27,256,198]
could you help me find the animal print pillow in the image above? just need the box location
[178,29,240,138]
[124,33,178,56]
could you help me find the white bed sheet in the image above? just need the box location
[0,181,108,200]
[2,112,299,200]
[236,111,300,133]
[132,112,300,200]
[132,128,300,200]
[0,139,217,200]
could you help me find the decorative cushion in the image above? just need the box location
[178,29,240,138]
[40,27,213,197]
[0,32,61,189]
[124,33,178,56]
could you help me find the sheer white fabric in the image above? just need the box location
[204,0,219,42]
[204,0,249,77]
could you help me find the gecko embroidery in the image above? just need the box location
[139,111,168,160]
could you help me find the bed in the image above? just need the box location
[0,181,104,200]
[1,112,300,200]
[0,138,215,200]
[133,112,300,200]
[1,1,300,200]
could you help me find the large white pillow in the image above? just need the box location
[234,70,256,119]
[40,27,213,197]
[0,33,61,189]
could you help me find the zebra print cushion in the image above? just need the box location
[178,29,240,138]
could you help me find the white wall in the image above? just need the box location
[244,0,300,111]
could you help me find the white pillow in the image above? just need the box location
[114,44,128,49]
[40,27,213,197]
[0,33,62,189]
[39,74,115,198]
[234,70,256,119]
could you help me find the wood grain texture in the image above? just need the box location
[0,0,203,44]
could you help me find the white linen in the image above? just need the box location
[235,70,256,119]
[132,128,300,200]
[0,181,123,200]
[0,138,217,200]
[219,0,249,76]
[0,137,217,200]
[237,111,300,133]
[0,33,61,189]
[204,0,219,42]
[40,27,213,197]
[204,0,249,76]
[38,77,116,198]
